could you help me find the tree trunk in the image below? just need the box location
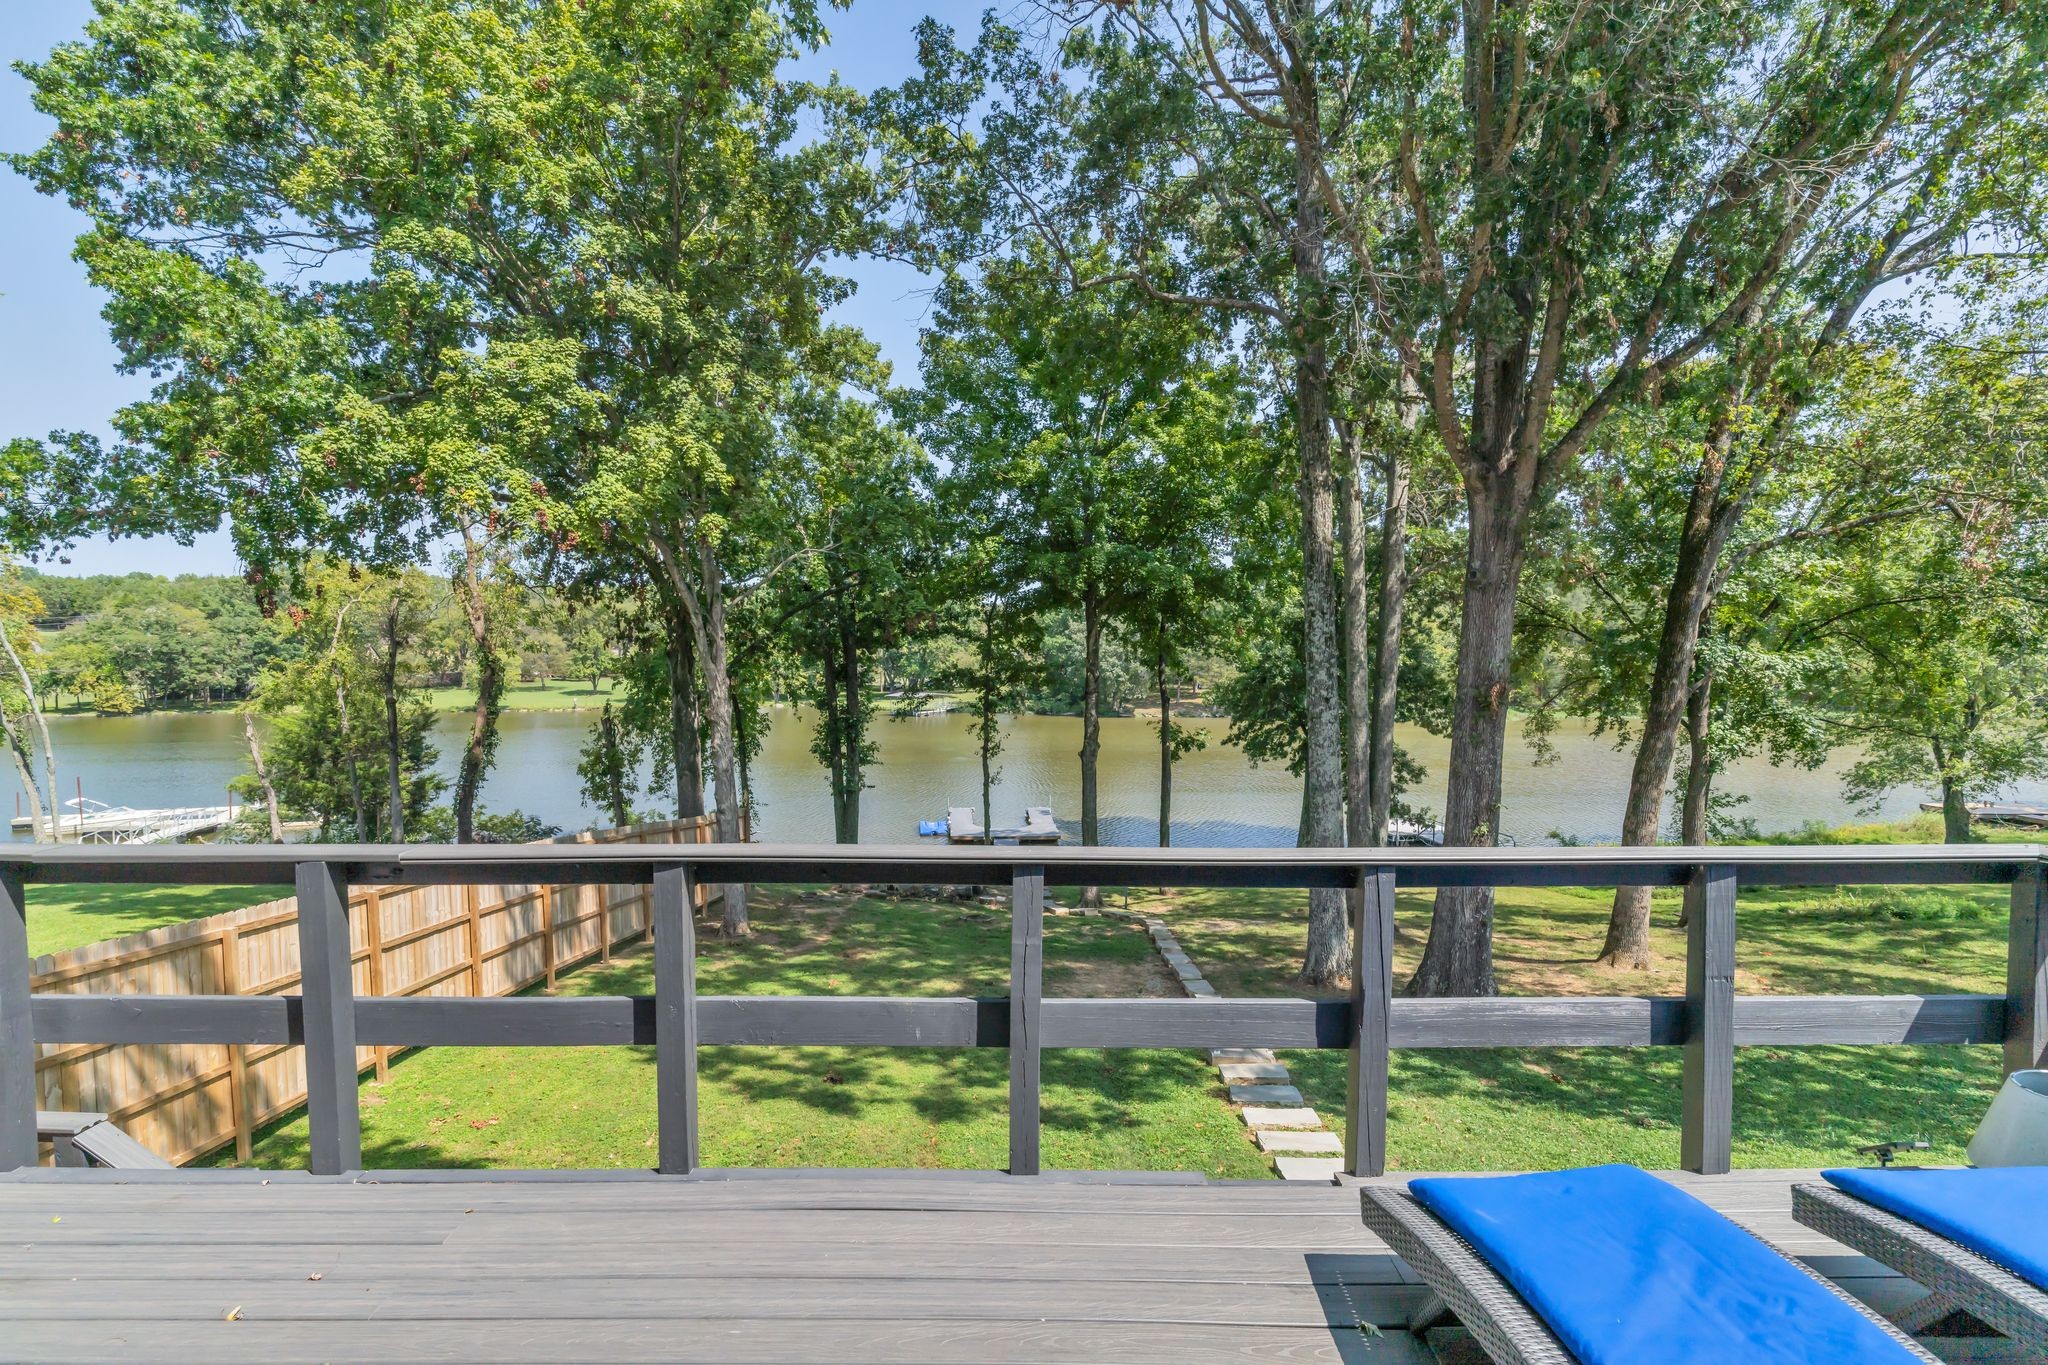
[244,712,284,841]
[1080,585,1102,908]
[693,545,748,934]
[1409,489,1527,997]
[597,703,630,829]
[0,625,58,842]
[1156,643,1172,849]
[1293,142,1348,990]
[1598,417,1742,968]
[1338,420,1372,856]
[1368,383,1418,844]
[839,610,863,843]
[666,611,705,820]
[382,596,405,844]
[2,708,50,843]
[822,657,849,842]
[452,530,505,845]
[1681,672,1714,847]
[1934,736,1975,844]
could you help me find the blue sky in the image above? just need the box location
[1,0,949,577]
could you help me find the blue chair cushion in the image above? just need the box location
[1408,1164,1917,1364]
[1823,1166,2048,1290]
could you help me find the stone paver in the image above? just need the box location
[1218,1062,1290,1083]
[1226,1083,1304,1106]
[1184,980,1219,997]
[1273,1156,1344,1182]
[1210,1048,1276,1065]
[1240,1105,1324,1130]
[1256,1129,1343,1154]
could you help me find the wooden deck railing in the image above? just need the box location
[2,843,2043,1179]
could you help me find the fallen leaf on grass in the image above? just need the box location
[468,1117,500,1130]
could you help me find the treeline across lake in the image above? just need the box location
[3,2,2047,993]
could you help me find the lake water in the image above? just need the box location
[10,704,2034,846]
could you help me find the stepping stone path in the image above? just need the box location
[1142,916,1346,1184]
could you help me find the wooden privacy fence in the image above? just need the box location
[17,816,732,1166]
[0,841,2044,1179]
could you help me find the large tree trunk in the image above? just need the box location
[1293,145,1349,991]
[1934,736,1975,844]
[1598,416,1741,968]
[692,545,748,935]
[1681,671,1713,848]
[666,611,705,820]
[382,596,405,843]
[244,712,284,841]
[1338,419,1373,855]
[1080,585,1102,907]
[452,531,505,845]
[1409,488,1527,997]
[821,658,849,841]
[1368,383,1418,844]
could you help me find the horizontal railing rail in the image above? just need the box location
[2,843,2043,1182]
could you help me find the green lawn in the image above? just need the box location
[222,887,1268,1176]
[26,883,282,959]
[425,679,620,711]
[1147,833,2015,1170]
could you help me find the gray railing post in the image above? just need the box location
[2008,860,2048,1075]
[1346,866,1396,1177]
[1681,863,1736,1175]
[294,860,361,1174]
[654,864,699,1174]
[1010,864,1044,1176]
[0,864,33,1171]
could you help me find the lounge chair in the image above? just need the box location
[1361,1164,1935,1364]
[945,806,984,844]
[1793,1167,2048,1352]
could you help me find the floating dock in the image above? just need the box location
[10,799,236,844]
[1920,800,2048,828]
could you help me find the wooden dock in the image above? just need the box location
[0,1168,1942,1362]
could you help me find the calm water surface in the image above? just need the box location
[11,705,2034,846]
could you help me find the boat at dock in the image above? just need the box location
[10,797,237,844]
[1920,800,2048,827]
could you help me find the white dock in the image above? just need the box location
[1921,800,2048,827]
[10,799,236,844]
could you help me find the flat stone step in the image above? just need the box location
[1170,961,1204,980]
[1160,950,1194,967]
[1217,1062,1290,1083]
[1274,1156,1344,1183]
[1256,1129,1343,1154]
[1211,1048,1276,1065]
[1226,1084,1304,1106]
[1184,981,1219,997]
[1240,1105,1324,1130]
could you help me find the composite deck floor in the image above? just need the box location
[0,1167,1942,1362]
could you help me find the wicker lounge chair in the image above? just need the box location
[1793,1179,2048,1352]
[1362,1170,1939,1365]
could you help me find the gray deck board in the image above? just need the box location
[0,1169,1901,1362]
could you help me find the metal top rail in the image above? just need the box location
[2,840,2040,888]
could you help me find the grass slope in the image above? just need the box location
[425,679,620,711]
[224,887,1267,1176]
[1148,853,2011,1170]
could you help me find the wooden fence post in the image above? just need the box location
[362,891,389,1081]
[219,922,253,1163]
[295,860,361,1174]
[1009,865,1045,1176]
[653,865,699,1174]
[0,865,34,1171]
[464,884,483,997]
[1346,866,1397,1178]
[2009,861,2048,1075]
[1682,863,1737,1175]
